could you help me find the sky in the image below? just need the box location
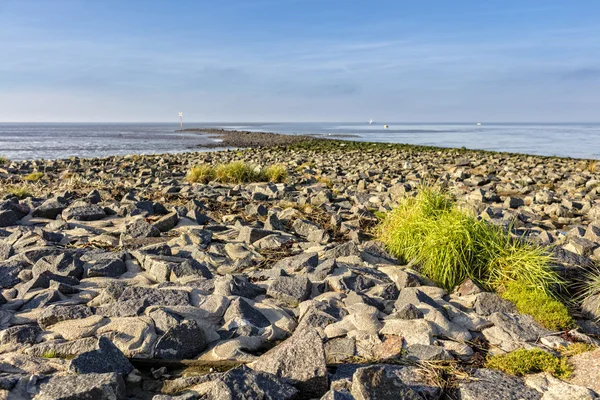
[1,0,600,122]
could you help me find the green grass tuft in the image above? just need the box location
[186,164,216,184]
[41,350,58,358]
[378,186,561,293]
[23,172,44,182]
[558,343,597,357]
[500,281,575,331]
[215,161,261,184]
[0,156,7,165]
[7,186,32,199]
[263,165,288,183]
[486,348,572,379]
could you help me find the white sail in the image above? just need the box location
[369,118,373,125]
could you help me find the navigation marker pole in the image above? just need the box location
[179,112,183,128]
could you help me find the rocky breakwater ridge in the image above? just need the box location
[0,136,599,399]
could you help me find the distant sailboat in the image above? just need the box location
[369,118,373,125]
[384,125,389,129]
[476,122,482,126]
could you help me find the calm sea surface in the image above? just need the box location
[1,122,599,160]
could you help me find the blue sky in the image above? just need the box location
[1,0,599,122]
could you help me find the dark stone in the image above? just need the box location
[264,214,285,231]
[87,189,101,204]
[70,336,133,375]
[186,209,210,224]
[154,319,207,359]
[87,258,127,278]
[0,210,18,227]
[62,205,106,221]
[268,276,311,304]
[38,304,94,329]
[323,241,360,259]
[32,198,67,219]
[458,368,541,400]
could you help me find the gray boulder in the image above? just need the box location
[351,365,422,400]
[32,198,67,219]
[70,336,134,375]
[38,304,94,329]
[0,210,18,227]
[268,276,312,304]
[199,365,298,400]
[458,368,541,400]
[62,205,106,221]
[154,320,207,359]
[124,218,161,238]
[250,327,328,397]
[474,292,517,316]
[87,258,127,278]
[35,372,126,400]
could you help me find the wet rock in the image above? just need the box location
[70,336,134,375]
[154,320,207,359]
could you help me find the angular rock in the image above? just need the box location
[87,258,127,278]
[154,319,207,359]
[32,198,67,219]
[0,210,18,227]
[152,212,179,232]
[268,276,312,304]
[250,327,328,397]
[62,204,106,221]
[35,372,126,400]
[351,365,422,400]
[197,365,298,400]
[474,292,517,316]
[70,336,134,375]
[124,218,161,238]
[38,304,94,329]
[458,368,541,400]
[273,252,318,273]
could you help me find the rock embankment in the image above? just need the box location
[0,137,599,399]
